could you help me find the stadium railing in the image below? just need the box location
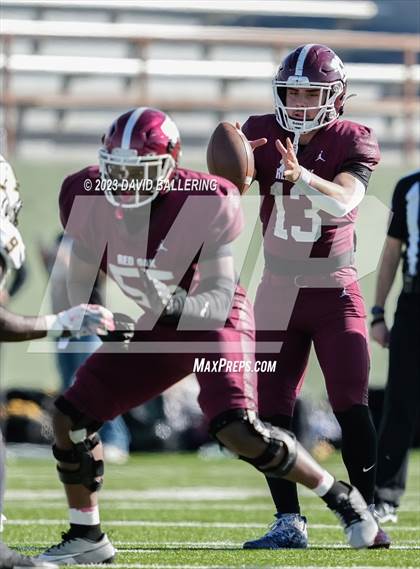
[0,0,379,20]
[1,20,419,158]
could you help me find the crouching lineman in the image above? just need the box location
[37,108,379,564]
[0,154,115,569]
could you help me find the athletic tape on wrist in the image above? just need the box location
[44,314,64,337]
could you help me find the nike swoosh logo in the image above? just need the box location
[362,464,375,472]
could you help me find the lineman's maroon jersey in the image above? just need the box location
[60,165,248,329]
[58,165,257,423]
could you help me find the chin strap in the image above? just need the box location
[344,92,357,103]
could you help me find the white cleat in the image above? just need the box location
[374,501,398,524]
[328,481,378,549]
[0,542,58,568]
[37,532,115,565]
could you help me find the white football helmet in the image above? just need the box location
[0,155,25,289]
[0,216,25,289]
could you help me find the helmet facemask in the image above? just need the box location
[0,158,22,225]
[0,193,22,226]
[99,147,176,209]
[273,78,344,134]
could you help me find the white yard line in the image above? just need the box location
[2,519,268,528]
[10,501,420,513]
[121,539,420,546]
[5,488,268,500]
[6,487,420,502]
[15,539,420,548]
[59,545,420,551]
[6,519,420,532]
[12,502,276,510]
[10,484,418,496]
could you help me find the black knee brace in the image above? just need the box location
[210,409,298,477]
[53,396,104,492]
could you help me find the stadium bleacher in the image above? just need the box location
[0,0,380,20]
[1,2,419,162]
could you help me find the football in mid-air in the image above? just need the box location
[206,122,254,194]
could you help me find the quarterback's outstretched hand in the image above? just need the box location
[275,137,301,183]
[235,122,267,152]
[48,304,115,338]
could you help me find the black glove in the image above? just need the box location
[99,312,135,343]
[140,271,188,324]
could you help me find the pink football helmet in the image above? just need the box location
[273,44,347,134]
[99,107,181,208]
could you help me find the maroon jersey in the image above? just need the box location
[59,166,246,327]
[243,115,380,275]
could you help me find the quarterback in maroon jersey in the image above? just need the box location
[39,107,379,564]
[239,44,390,549]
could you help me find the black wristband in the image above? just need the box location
[370,316,385,327]
[371,305,385,316]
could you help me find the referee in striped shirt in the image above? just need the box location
[371,169,420,524]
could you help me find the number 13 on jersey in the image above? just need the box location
[271,181,322,243]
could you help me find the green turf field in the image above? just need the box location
[3,449,420,568]
[1,159,409,395]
